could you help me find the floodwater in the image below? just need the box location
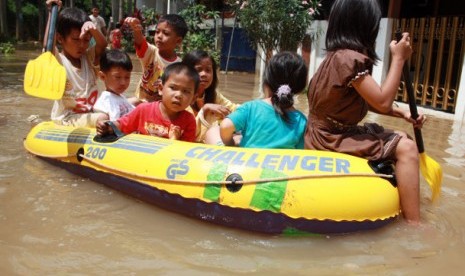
[1,47,465,275]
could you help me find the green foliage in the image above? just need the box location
[179,4,220,63]
[0,42,15,55]
[22,3,38,16]
[141,7,160,45]
[142,7,159,27]
[228,0,320,53]
[121,37,135,53]
[117,7,159,53]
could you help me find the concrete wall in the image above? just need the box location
[136,0,186,14]
[454,60,465,121]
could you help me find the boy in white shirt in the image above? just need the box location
[93,49,134,121]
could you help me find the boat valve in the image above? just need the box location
[225,173,243,193]
[76,148,84,162]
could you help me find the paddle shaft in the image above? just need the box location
[46,4,59,52]
[395,31,425,154]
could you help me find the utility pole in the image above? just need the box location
[0,0,8,37]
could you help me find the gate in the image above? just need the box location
[393,17,465,113]
[220,27,256,72]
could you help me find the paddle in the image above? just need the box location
[395,31,442,201]
[24,3,66,100]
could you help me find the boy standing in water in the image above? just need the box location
[124,14,188,104]
[89,6,107,36]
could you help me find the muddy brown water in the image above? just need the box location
[1,48,464,275]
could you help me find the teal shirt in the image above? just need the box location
[227,100,307,149]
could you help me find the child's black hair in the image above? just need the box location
[161,62,200,94]
[264,51,308,121]
[325,0,382,62]
[56,7,90,38]
[158,14,188,39]
[100,49,133,73]
[182,50,218,111]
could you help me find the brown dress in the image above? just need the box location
[304,49,400,161]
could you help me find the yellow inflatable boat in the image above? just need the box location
[24,121,400,235]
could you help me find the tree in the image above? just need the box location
[15,0,22,41]
[0,0,8,38]
[179,3,219,60]
[228,0,320,59]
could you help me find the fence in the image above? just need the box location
[393,17,465,113]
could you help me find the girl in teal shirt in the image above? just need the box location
[206,51,308,149]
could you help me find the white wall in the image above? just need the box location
[454,58,465,120]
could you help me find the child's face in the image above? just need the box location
[58,28,91,61]
[194,57,214,93]
[98,67,131,95]
[159,72,196,116]
[154,21,182,54]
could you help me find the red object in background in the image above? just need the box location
[110,29,122,49]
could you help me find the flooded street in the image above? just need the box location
[1,48,465,275]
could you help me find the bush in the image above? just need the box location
[179,4,220,63]
[228,0,320,55]
[0,42,15,54]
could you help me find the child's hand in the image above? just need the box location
[402,110,427,129]
[169,125,182,140]
[46,0,62,8]
[390,32,412,62]
[124,17,143,32]
[203,104,231,120]
[96,120,112,136]
[80,21,98,39]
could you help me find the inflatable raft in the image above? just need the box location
[24,121,400,235]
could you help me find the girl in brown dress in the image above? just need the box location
[304,0,426,224]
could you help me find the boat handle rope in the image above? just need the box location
[75,153,394,185]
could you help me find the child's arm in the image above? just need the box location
[216,92,238,111]
[352,33,412,113]
[219,118,236,146]
[369,103,427,129]
[124,17,145,49]
[391,104,427,129]
[202,104,232,120]
[81,21,107,65]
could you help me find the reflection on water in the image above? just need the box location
[1,49,465,274]
[445,120,465,167]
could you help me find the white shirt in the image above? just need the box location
[51,48,99,122]
[93,91,135,120]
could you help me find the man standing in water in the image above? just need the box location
[89,6,107,36]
